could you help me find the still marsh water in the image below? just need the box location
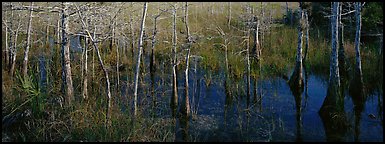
[122,62,383,142]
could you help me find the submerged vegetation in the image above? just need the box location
[2,2,383,142]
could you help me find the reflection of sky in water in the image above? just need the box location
[186,72,383,142]
[114,61,382,142]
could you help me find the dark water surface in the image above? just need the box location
[140,65,383,142]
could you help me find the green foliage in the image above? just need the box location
[362,2,383,33]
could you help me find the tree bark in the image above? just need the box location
[150,12,161,108]
[228,2,231,29]
[289,4,304,90]
[75,2,112,129]
[5,14,9,68]
[133,2,148,117]
[22,2,34,79]
[246,3,251,107]
[61,2,74,106]
[320,2,341,112]
[338,3,347,80]
[11,13,21,78]
[303,11,309,62]
[8,2,13,72]
[354,2,363,85]
[180,2,191,117]
[171,3,179,117]
[83,36,88,100]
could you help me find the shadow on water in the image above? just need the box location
[318,76,349,141]
[349,74,366,142]
[110,46,382,142]
[287,65,305,142]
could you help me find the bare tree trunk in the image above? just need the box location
[83,36,88,100]
[303,11,309,62]
[130,13,135,59]
[115,22,119,95]
[338,4,347,80]
[228,2,231,29]
[246,4,251,106]
[8,2,13,72]
[57,12,60,46]
[11,13,21,78]
[320,2,341,112]
[286,2,289,24]
[252,17,260,61]
[133,2,148,117]
[180,2,191,117]
[75,3,112,129]
[82,17,89,100]
[171,3,179,117]
[61,2,74,106]
[4,11,9,69]
[260,2,265,46]
[150,12,161,107]
[92,21,96,87]
[22,2,34,79]
[289,3,304,90]
[354,2,363,84]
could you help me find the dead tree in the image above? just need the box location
[338,3,347,80]
[22,2,34,79]
[228,2,231,29]
[75,3,112,129]
[61,2,74,106]
[170,3,179,116]
[9,4,22,78]
[180,2,191,117]
[303,11,310,62]
[320,2,341,112]
[4,12,9,68]
[288,3,304,91]
[244,3,252,107]
[150,8,164,107]
[133,2,148,117]
[7,2,14,73]
[353,2,363,85]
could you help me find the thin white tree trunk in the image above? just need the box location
[11,13,21,78]
[74,3,112,129]
[303,11,309,62]
[133,2,148,117]
[8,2,13,71]
[246,3,251,104]
[181,2,191,117]
[354,2,363,84]
[289,3,304,89]
[329,2,340,87]
[171,3,179,116]
[5,16,9,68]
[22,2,34,78]
[83,36,88,100]
[115,21,119,94]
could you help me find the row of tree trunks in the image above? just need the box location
[75,2,112,129]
